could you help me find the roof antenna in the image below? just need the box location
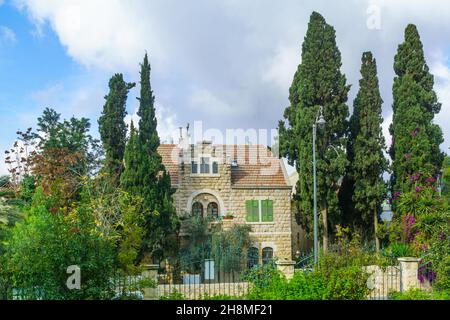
[179,126,183,140]
[186,123,190,135]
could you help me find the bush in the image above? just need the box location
[245,266,370,300]
[160,289,185,300]
[389,289,432,300]
[245,233,374,300]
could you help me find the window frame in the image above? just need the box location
[246,199,274,223]
[190,154,220,176]
[262,247,274,265]
[247,247,260,269]
[207,202,219,220]
[192,202,204,217]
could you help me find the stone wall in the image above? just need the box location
[157,282,250,300]
[173,146,295,261]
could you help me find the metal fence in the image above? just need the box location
[366,265,401,300]
[156,251,274,300]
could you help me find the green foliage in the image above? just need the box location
[389,288,432,300]
[278,11,350,239]
[36,108,102,174]
[246,236,373,300]
[0,176,9,188]
[211,224,252,273]
[390,24,444,193]
[387,175,449,256]
[178,216,212,273]
[5,187,116,300]
[381,242,414,260]
[389,288,450,300]
[159,289,185,300]
[246,266,370,300]
[442,155,450,197]
[201,294,240,300]
[121,54,179,262]
[428,223,450,291]
[98,74,135,186]
[345,52,388,242]
[19,175,35,204]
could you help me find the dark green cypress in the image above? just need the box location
[390,24,444,193]
[348,52,388,251]
[121,54,178,261]
[279,12,350,251]
[98,74,135,185]
[121,121,142,196]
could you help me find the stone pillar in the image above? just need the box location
[141,264,159,300]
[398,257,421,292]
[276,260,296,280]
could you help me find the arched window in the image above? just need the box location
[207,202,219,220]
[247,247,259,269]
[192,202,203,217]
[262,247,274,266]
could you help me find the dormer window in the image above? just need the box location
[200,157,210,174]
[191,161,198,174]
[191,155,219,176]
[212,161,219,174]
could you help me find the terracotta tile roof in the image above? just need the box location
[157,144,179,185]
[157,144,289,188]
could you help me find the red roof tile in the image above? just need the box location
[157,144,289,188]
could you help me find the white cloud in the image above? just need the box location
[263,45,300,92]
[11,0,450,153]
[190,89,235,116]
[382,111,393,154]
[0,26,17,45]
[125,102,179,145]
[431,55,450,153]
[29,79,105,119]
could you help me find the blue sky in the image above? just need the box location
[2,0,450,175]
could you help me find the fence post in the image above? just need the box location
[141,264,159,300]
[398,257,421,292]
[276,260,296,280]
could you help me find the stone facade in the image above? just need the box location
[158,140,309,262]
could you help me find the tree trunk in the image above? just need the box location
[322,207,328,254]
[374,208,380,253]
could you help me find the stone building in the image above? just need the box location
[158,137,308,263]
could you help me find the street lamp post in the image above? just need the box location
[313,106,326,266]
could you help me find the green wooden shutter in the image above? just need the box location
[262,200,273,222]
[246,200,252,222]
[246,200,259,222]
[252,200,260,222]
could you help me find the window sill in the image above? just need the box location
[190,174,221,177]
[246,222,276,225]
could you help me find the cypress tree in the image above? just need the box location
[279,12,350,252]
[390,24,444,193]
[98,74,135,185]
[121,121,141,195]
[121,54,178,261]
[349,52,388,252]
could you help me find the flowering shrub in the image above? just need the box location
[418,261,436,284]
[388,172,450,293]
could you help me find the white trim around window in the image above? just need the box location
[190,154,220,176]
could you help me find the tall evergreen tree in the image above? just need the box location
[279,12,350,252]
[120,121,142,195]
[121,54,178,261]
[98,74,135,186]
[348,52,388,252]
[390,24,444,193]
